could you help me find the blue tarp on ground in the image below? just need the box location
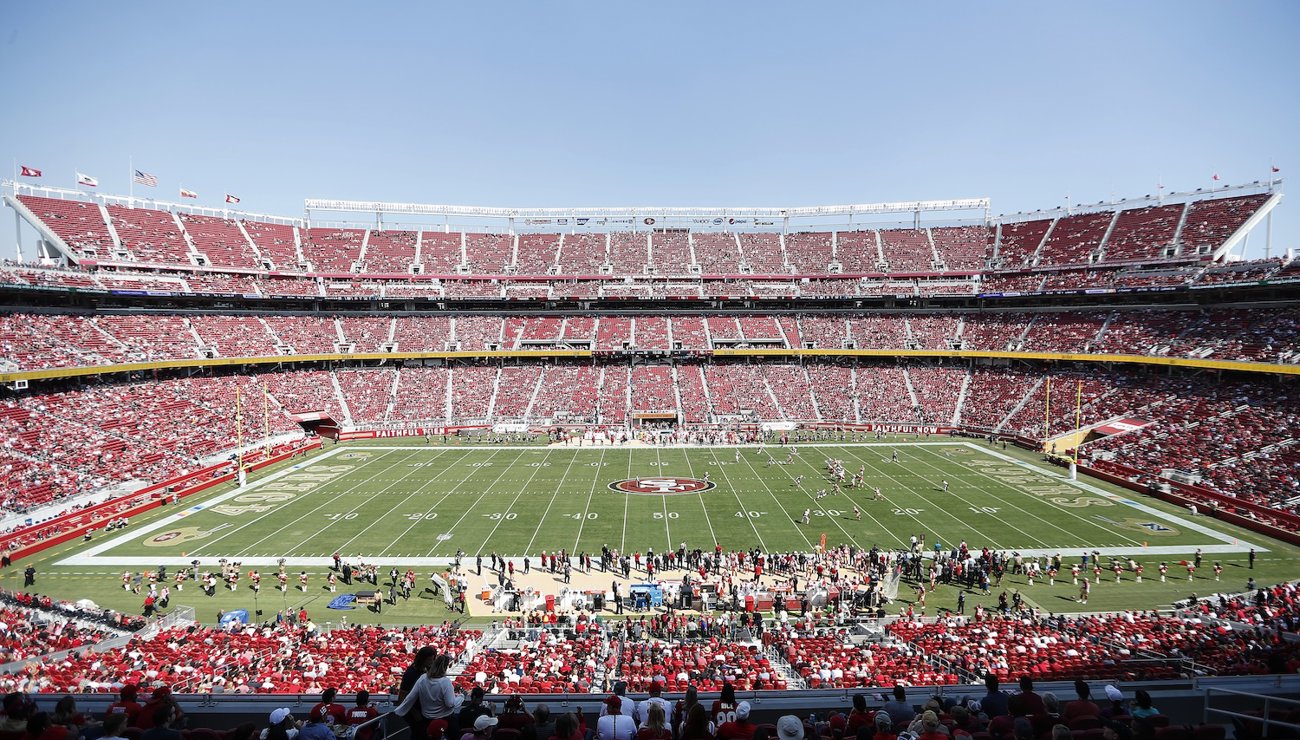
[219,609,249,625]
[327,594,357,610]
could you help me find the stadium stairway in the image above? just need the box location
[802,366,824,420]
[330,371,354,426]
[994,376,1045,433]
[951,371,971,427]
[764,644,809,690]
[903,369,921,412]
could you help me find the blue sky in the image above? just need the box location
[1,1,1296,260]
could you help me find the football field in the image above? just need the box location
[62,441,1262,567]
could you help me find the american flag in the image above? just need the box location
[133,169,159,187]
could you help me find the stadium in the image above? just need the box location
[0,4,1298,740]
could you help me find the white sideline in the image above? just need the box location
[54,442,1267,568]
[960,443,1268,553]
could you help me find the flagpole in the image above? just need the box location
[1044,376,1051,441]
[263,381,270,452]
[129,156,134,201]
[1074,381,1083,464]
[236,386,243,473]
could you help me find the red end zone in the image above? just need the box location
[609,477,716,495]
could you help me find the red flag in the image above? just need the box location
[1211,174,1220,181]
[225,194,241,204]
[20,166,41,177]
[1272,165,1281,173]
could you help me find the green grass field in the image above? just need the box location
[7,438,1294,626]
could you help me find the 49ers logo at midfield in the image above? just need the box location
[609,477,716,495]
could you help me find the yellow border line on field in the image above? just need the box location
[2,348,1297,383]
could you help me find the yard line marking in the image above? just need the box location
[655,446,672,550]
[521,448,584,556]
[280,451,441,555]
[783,452,906,548]
[836,445,1017,549]
[755,447,862,546]
[53,446,350,564]
[842,444,1034,548]
[354,441,965,451]
[427,448,534,557]
[734,448,813,548]
[679,448,718,547]
[621,448,633,552]
[904,446,1125,547]
[333,448,457,555]
[190,450,403,556]
[703,447,765,551]
[385,448,513,556]
[960,443,1263,550]
[571,448,608,552]
[914,445,1141,548]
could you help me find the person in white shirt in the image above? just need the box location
[393,654,464,738]
[637,682,674,727]
[597,695,637,740]
[599,682,635,718]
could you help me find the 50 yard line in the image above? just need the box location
[655,445,672,550]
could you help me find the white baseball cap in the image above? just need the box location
[777,715,804,740]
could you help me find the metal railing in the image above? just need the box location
[1204,687,1300,739]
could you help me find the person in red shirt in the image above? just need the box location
[845,695,874,738]
[1008,678,1046,720]
[135,687,181,730]
[711,683,738,726]
[715,702,757,740]
[310,688,347,726]
[498,696,535,733]
[1062,681,1101,722]
[345,691,380,740]
[104,685,141,726]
